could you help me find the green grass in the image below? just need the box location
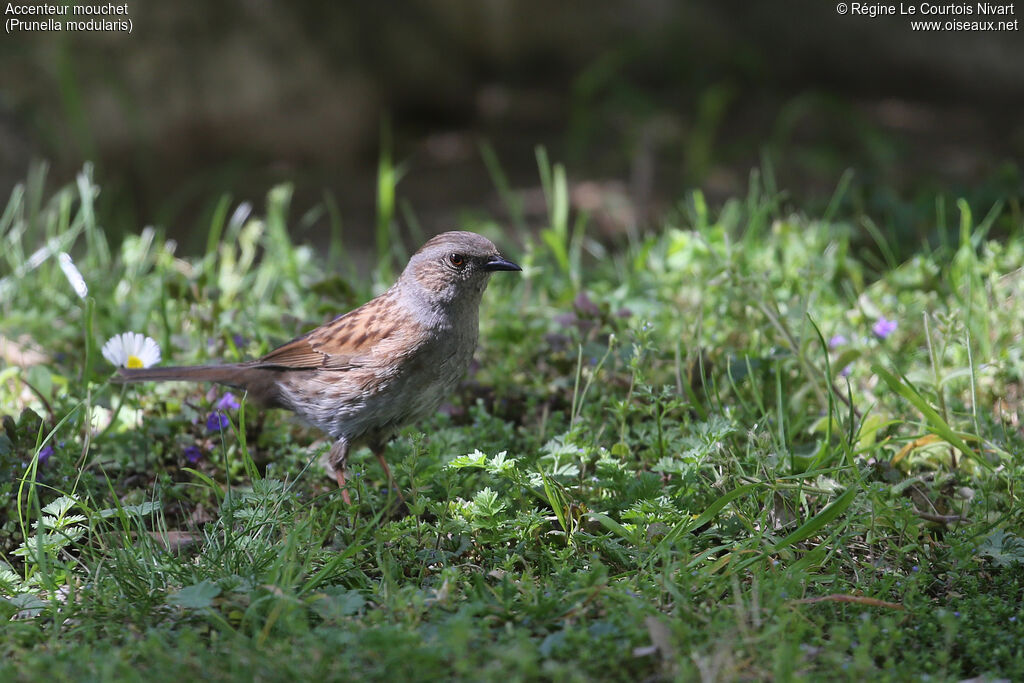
[1,159,1023,681]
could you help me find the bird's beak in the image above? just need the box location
[483,256,522,272]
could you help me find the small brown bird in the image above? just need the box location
[116,231,521,503]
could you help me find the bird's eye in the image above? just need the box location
[447,253,466,268]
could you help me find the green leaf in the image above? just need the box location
[871,363,991,470]
[312,587,365,621]
[471,487,505,518]
[652,483,761,558]
[0,566,25,594]
[587,512,638,544]
[96,501,162,518]
[977,529,1024,567]
[42,496,78,517]
[446,450,489,470]
[770,484,859,551]
[1,593,47,619]
[540,471,571,543]
[168,580,222,609]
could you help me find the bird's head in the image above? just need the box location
[400,231,521,308]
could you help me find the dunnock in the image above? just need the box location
[116,231,521,502]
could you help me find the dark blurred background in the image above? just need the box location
[3,0,1023,253]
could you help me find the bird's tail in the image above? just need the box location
[115,364,246,387]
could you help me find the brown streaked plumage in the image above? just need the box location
[116,231,521,503]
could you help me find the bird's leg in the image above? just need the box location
[334,469,351,505]
[328,439,351,504]
[373,447,406,505]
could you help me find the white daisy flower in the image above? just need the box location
[101,332,161,369]
[58,252,88,299]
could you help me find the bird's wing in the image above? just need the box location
[250,333,337,370]
[248,295,404,371]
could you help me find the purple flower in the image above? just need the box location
[829,334,848,349]
[206,412,230,432]
[38,444,54,465]
[216,392,240,411]
[184,445,203,463]
[840,365,852,378]
[873,317,898,339]
[232,334,247,348]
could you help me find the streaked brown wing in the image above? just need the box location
[250,334,334,370]
[248,295,398,371]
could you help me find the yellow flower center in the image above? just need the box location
[127,355,144,369]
